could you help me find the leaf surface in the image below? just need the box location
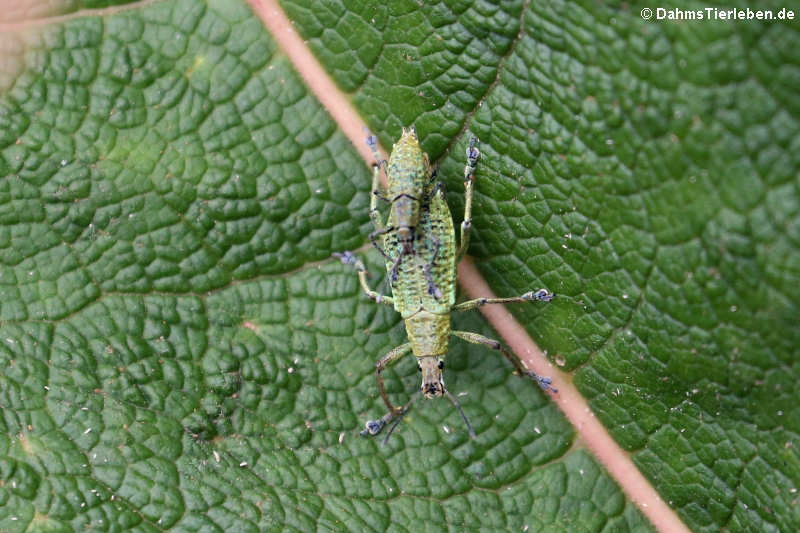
[2,1,798,532]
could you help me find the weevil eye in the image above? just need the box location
[438,360,444,369]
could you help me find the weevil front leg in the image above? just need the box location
[451,330,557,393]
[361,342,414,437]
[455,137,480,262]
[451,288,553,312]
[375,342,413,413]
[333,251,394,306]
[361,396,415,440]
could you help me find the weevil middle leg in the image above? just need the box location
[451,288,554,312]
[333,251,394,305]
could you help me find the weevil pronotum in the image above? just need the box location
[336,129,556,442]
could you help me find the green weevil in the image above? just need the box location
[336,129,556,441]
[365,126,442,299]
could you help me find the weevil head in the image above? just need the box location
[417,356,445,399]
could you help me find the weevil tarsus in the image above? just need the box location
[524,288,555,302]
[360,394,416,444]
[365,128,387,172]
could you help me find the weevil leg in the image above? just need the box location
[456,137,480,262]
[386,244,406,283]
[369,224,396,263]
[369,221,405,300]
[369,164,388,232]
[361,343,413,439]
[333,251,394,306]
[366,141,397,263]
[365,130,388,174]
[374,342,413,414]
[451,330,557,393]
[361,395,416,443]
[451,288,553,312]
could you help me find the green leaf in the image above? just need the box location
[1,1,797,533]
[283,0,800,531]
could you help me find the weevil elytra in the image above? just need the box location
[336,129,556,441]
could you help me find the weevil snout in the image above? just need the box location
[417,356,445,399]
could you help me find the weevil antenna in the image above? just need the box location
[445,390,476,439]
[382,415,403,445]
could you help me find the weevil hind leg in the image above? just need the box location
[451,330,557,393]
[369,163,389,232]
